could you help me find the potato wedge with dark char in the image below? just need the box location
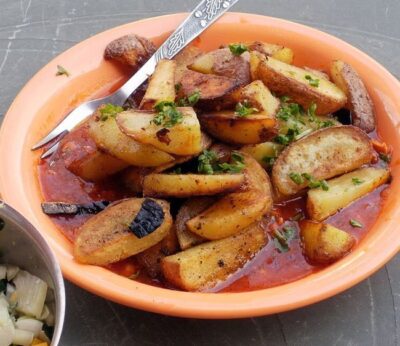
[174,46,204,83]
[161,221,267,291]
[74,198,172,265]
[187,154,273,240]
[189,48,250,86]
[142,173,245,198]
[140,59,176,110]
[200,112,277,145]
[257,57,347,114]
[104,34,156,68]
[60,123,128,181]
[89,113,175,167]
[272,126,374,196]
[117,107,202,156]
[307,167,390,221]
[175,197,214,250]
[330,60,376,133]
[300,221,355,264]
[136,226,179,278]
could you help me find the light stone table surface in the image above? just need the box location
[0,1,399,345]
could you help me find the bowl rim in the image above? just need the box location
[0,202,65,345]
[1,12,400,319]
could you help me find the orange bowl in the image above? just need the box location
[1,13,400,318]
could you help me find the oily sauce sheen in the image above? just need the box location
[38,144,389,292]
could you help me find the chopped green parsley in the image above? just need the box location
[177,90,201,107]
[153,101,183,128]
[99,104,124,121]
[305,74,320,87]
[349,219,363,228]
[56,65,70,77]
[228,43,248,56]
[235,101,258,117]
[197,150,245,175]
[352,177,364,185]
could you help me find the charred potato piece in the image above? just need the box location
[330,60,376,133]
[187,154,273,240]
[307,167,390,221]
[142,173,245,198]
[175,197,214,250]
[272,126,374,196]
[241,142,284,169]
[136,226,179,278]
[300,221,355,264]
[74,198,172,265]
[257,57,347,114]
[116,107,202,156]
[161,221,267,291]
[104,34,156,69]
[60,123,128,181]
[89,112,175,167]
[140,59,176,110]
[247,41,294,64]
[200,112,277,145]
[174,45,204,83]
[189,48,251,86]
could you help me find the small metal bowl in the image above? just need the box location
[0,201,65,345]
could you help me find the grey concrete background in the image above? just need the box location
[0,1,399,345]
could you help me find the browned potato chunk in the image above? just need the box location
[187,154,273,240]
[136,226,179,278]
[89,112,175,167]
[300,221,355,264]
[117,107,202,156]
[272,126,374,196]
[175,197,214,250]
[60,123,128,181]
[174,46,204,83]
[189,48,250,86]
[142,173,245,198]
[140,59,176,110]
[307,167,390,221]
[331,60,376,133]
[161,221,267,291]
[257,57,347,114]
[74,198,172,265]
[104,34,156,69]
[247,41,294,64]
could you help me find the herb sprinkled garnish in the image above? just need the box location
[289,172,304,185]
[263,156,276,168]
[289,172,329,190]
[379,153,391,163]
[56,65,70,77]
[99,104,124,121]
[228,43,248,56]
[349,219,363,228]
[235,101,258,117]
[352,177,364,185]
[272,225,296,253]
[305,74,320,87]
[153,101,183,128]
[276,102,302,121]
[177,90,201,107]
[197,150,245,175]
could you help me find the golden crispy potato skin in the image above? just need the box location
[247,41,294,64]
[307,167,390,221]
[187,154,273,240]
[331,60,376,133]
[74,198,172,265]
[104,34,156,68]
[300,221,355,264]
[174,46,204,83]
[257,57,347,114]
[272,126,374,196]
[161,222,267,291]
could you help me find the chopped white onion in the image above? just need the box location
[0,305,14,346]
[6,265,19,281]
[16,317,43,337]
[12,329,34,346]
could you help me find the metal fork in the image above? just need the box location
[32,0,240,159]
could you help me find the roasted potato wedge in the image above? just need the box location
[189,48,250,86]
[257,57,347,114]
[330,60,375,133]
[307,167,390,221]
[247,41,294,64]
[104,34,156,69]
[200,112,277,145]
[140,59,176,110]
[143,173,245,198]
[60,123,128,181]
[161,221,267,291]
[187,154,273,240]
[300,221,355,264]
[74,198,172,265]
[136,226,179,278]
[89,113,175,167]
[272,126,374,196]
[175,198,214,250]
[117,107,202,156]
[304,67,329,81]
[174,46,204,83]
[241,142,284,169]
